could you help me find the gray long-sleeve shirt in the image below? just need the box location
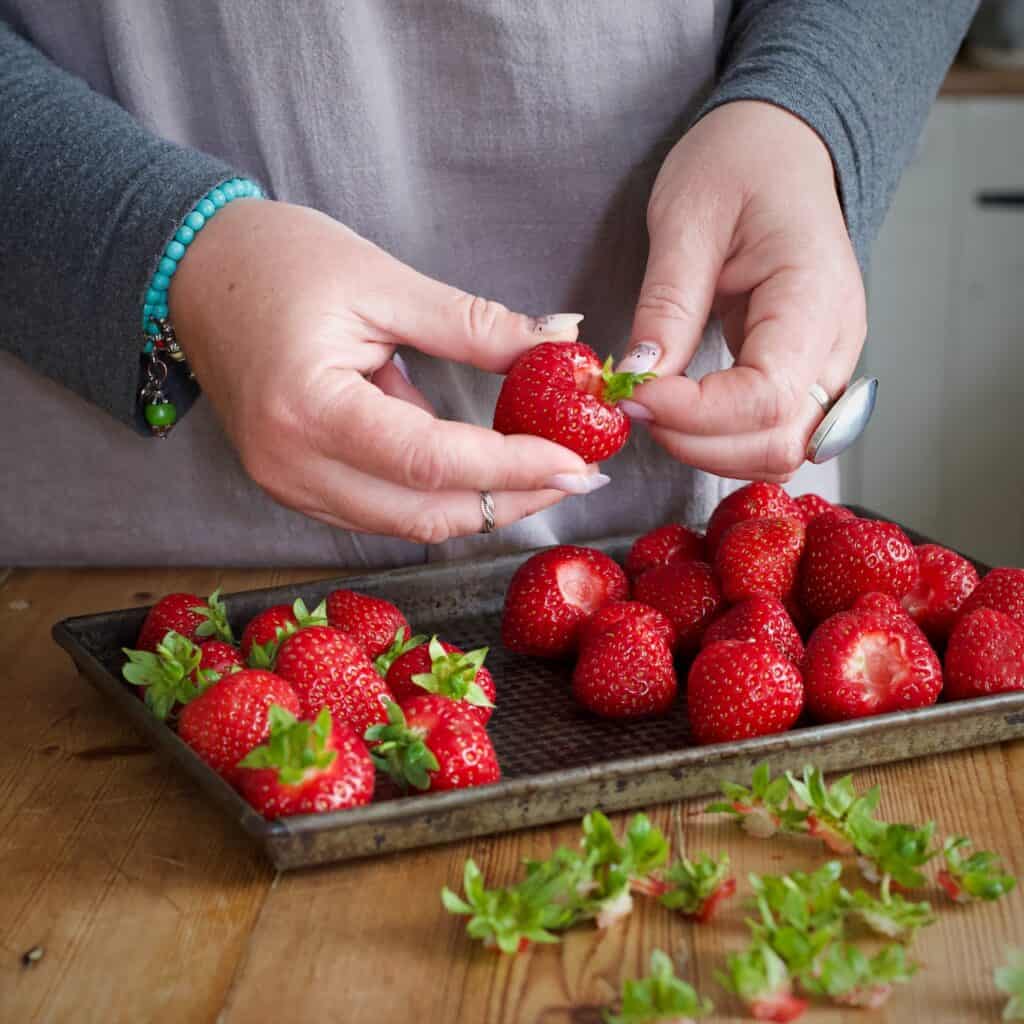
[0,1,975,566]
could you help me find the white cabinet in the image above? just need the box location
[842,99,1024,566]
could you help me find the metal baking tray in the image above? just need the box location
[52,509,1024,869]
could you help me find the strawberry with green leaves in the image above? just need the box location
[937,836,1017,904]
[996,948,1024,1021]
[785,766,880,855]
[237,706,375,818]
[716,942,808,1023]
[604,949,713,1024]
[385,636,495,723]
[707,762,807,839]
[841,886,936,942]
[651,853,736,923]
[242,598,328,666]
[136,588,234,652]
[325,588,415,671]
[800,942,917,1009]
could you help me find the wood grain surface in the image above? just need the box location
[1,568,1021,1023]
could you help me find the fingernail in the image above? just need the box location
[544,472,611,495]
[615,341,660,374]
[532,313,584,338]
[619,399,653,422]
[392,351,412,385]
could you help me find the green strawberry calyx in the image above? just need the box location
[409,636,493,707]
[707,761,807,838]
[653,853,734,921]
[938,836,1017,904]
[841,885,936,941]
[121,630,220,720]
[374,628,427,677]
[238,705,337,785]
[600,355,656,405]
[715,942,808,1021]
[193,587,235,644]
[798,942,917,1009]
[850,820,937,892]
[247,598,328,669]
[364,700,439,791]
[995,947,1024,1021]
[786,765,881,855]
[604,949,713,1024]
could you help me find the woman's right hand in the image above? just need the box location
[168,199,605,542]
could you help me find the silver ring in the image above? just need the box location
[808,382,833,413]
[479,491,496,534]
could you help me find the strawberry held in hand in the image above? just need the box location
[633,560,722,655]
[237,706,375,819]
[624,523,706,581]
[959,566,1024,626]
[502,544,628,657]
[944,607,1024,701]
[714,516,806,604]
[701,596,804,665]
[492,341,654,462]
[901,544,980,644]
[385,636,495,723]
[274,625,394,735]
[802,608,942,722]
[177,669,300,784]
[325,588,415,672]
[366,696,500,792]
[241,598,328,664]
[135,588,233,652]
[705,481,802,558]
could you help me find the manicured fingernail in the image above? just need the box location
[619,399,653,422]
[545,472,611,494]
[532,313,584,338]
[392,352,412,385]
[615,341,660,374]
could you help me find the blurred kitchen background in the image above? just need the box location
[840,0,1024,567]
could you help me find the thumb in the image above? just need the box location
[618,212,729,378]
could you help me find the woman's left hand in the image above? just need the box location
[617,100,867,482]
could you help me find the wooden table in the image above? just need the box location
[1,567,1021,1023]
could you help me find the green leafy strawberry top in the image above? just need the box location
[749,861,845,934]
[122,630,224,719]
[841,886,936,941]
[374,628,426,677]
[238,705,337,784]
[604,950,712,1024]
[707,761,807,834]
[716,942,794,1005]
[786,765,881,836]
[850,819,937,891]
[996,948,1024,1021]
[409,636,492,707]
[192,587,235,644]
[657,853,731,916]
[600,355,657,405]
[364,700,439,791]
[941,836,1017,902]
[247,598,328,668]
[580,812,669,914]
[799,942,916,1002]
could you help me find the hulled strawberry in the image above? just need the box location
[798,516,919,623]
[633,560,722,655]
[502,545,629,657]
[624,524,706,581]
[802,609,942,722]
[237,706,375,819]
[274,625,394,735]
[705,482,802,558]
[177,669,300,784]
[366,696,500,792]
[944,607,1024,701]
[686,640,804,745]
[714,516,806,604]
[701,596,804,665]
[852,591,917,623]
[492,341,655,462]
[241,598,328,665]
[325,588,416,671]
[794,493,851,524]
[136,588,233,652]
[901,544,980,644]
[578,600,676,652]
[959,567,1024,627]
[572,618,677,718]
[385,636,495,723]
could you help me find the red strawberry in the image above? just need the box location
[701,596,804,665]
[794,493,833,523]
[959,567,1024,627]
[198,639,245,678]
[385,636,496,723]
[366,696,500,792]
[274,626,394,736]
[237,706,375,819]
[705,482,802,557]
[241,598,328,664]
[325,589,415,670]
[632,560,722,655]
[944,608,1024,701]
[502,545,629,657]
[572,618,677,718]
[624,524,706,580]
[901,544,980,644]
[714,516,806,604]
[802,609,942,722]
[578,600,676,651]
[177,669,300,784]
[492,341,654,462]
[136,588,234,652]
[687,640,804,745]
[852,591,916,624]
[798,516,919,623]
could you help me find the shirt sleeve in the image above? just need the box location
[0,20,257,432]
[697,0,978,268]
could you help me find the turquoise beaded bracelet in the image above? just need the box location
[139,177,265,435]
